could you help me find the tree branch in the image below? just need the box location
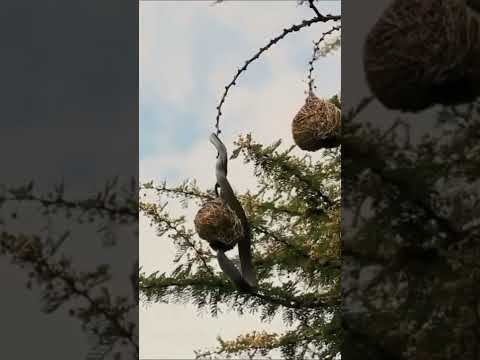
[140,275,337,311]
[0,193,137,219]
[308,0,322,18]
[140,202,215,275]
[307,25,341,92]
[215,14,341,135]
[0,232,138,354]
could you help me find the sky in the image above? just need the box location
[139,1,341,358]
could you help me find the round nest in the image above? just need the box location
[292,92,341,152]
[194,198,244,251]
[364,0,480,111]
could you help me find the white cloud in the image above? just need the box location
[140,4,196,106]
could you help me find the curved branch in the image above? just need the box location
[307,25,341,92]
[214,14,341,135]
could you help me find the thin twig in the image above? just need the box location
[141,277,336,310]
[161,217,215,276]
[307,25,341,92]
[140,203,215,275]
[1,233,138,353]
[147,183,213,201]
[0,194,138,218]
[308,0,322,18]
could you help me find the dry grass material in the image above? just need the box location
[194,198,244,251]
[292,92,341,152]
[364,0,480,111]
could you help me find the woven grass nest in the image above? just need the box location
[364,0,480,112]
[292,92,341,152]
[194,197,244,251]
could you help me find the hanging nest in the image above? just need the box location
[194,197,244,251]
[292,92,341,151]
[364,0,480,112]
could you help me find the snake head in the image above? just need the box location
[209,133,227,155]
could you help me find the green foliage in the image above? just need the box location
[140,134,341,359]
[0,179,139,359]
[342,98,480,358]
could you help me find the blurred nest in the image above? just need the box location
[292,92,341,151]
[364,0,480,112]
[194,197,243,251]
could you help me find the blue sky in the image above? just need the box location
[140,1,341,167]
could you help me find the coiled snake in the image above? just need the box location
[210,133,257,290]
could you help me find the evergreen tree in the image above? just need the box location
[0,178,139,359]
[140,132,341,359]
[342,98,480,358]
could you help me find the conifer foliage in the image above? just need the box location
[140,133,341,359]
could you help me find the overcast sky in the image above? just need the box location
[139,1,341,358]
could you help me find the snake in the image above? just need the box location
[209,133,257,290]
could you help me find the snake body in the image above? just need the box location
[209,133,257,289]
